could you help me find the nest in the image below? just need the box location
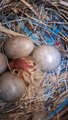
[0,0,68,120]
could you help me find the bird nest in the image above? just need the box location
[0,0,68,120]
[0,58,68,120]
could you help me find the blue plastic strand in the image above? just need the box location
[47,97,68,120]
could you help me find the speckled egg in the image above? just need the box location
[0,52,8,74]
[4,36,34,59]
[32,45,61,71]
[0,72,26,102]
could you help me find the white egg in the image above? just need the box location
[33,45,61,71]
[0,52,8,74]
[4,36,34,59]
[0,72,26,102]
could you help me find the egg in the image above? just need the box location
[0,52,8,74]
[4,36,34,59]
[32,45,61,71]
[0,72,26,102]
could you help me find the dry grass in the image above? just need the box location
[0,0,68,120]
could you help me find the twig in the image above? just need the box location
[59,0,68,7]
[3,19,68,25]
[0,24,25,37]
[20,0,38,17]
[25,13,68,43]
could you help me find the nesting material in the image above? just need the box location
[0,0,68,120]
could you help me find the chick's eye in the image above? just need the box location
[28,61,33,65]
[26,60,34,66]
[33,61,36,66]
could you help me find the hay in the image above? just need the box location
[0,0,68,120]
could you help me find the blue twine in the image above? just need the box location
[15,14,68,45]
[47,97,68,120]
[17,20,40,43]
